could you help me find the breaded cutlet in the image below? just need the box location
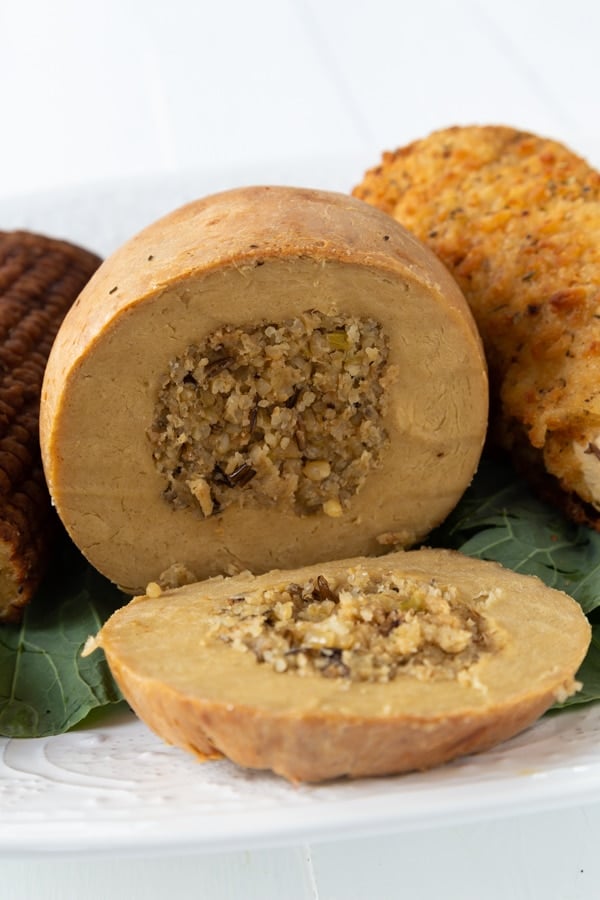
[0,231,100,620]
[353,125,600,529]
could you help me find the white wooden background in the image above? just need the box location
[1,0,598,199]
[1,1,599,897]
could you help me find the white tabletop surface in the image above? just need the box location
[1,1,600,897]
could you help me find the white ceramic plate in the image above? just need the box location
[2,702,600,857]
[1,165,600,859]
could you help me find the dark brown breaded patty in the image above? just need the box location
[353,125,600,528]
[0,231,101,620]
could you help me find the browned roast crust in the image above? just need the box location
[353,125,600,528]
[40,186,488,592]
[0,231,101,621]
[95,548,590,783]
[105,659,558,782]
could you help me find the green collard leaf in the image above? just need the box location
[431,457,600,615]
[3,453,600,737]
[0,533,124,738]
[556,625,600,709]
[430,455,600,711]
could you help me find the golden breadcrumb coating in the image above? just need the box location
[354,125,600,526]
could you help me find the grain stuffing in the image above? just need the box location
[209,567,498,684]
[148,310,390,518]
